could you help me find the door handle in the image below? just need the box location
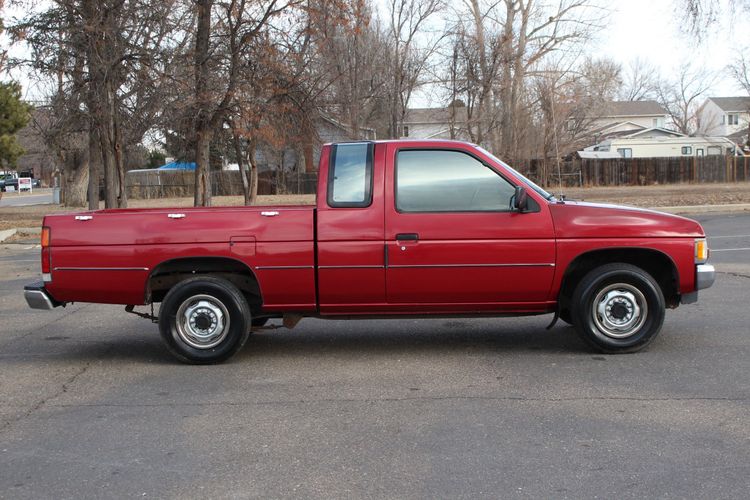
[395,233,419,241]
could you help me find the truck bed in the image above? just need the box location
[44,205,317,308]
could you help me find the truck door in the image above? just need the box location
[384,143,555,308]
[317,142,386,312]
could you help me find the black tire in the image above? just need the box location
[559,309,573,326]
[159,276,251,364]
[570,263,665,354]
[251,317,269,328]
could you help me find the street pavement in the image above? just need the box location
[0,189,54,208]
[0,213,748,499]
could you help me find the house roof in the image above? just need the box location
[403,106,468,124]
[623,127,685,138]
[708,96,750,112]
[319,114,375,134]
[601,100,667,117]
[589,121,645,136]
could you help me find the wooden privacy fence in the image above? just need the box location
[126,170,318,199]
[126,156,750,199]
[520,155,750,187]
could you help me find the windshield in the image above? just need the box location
[474,146,554,200]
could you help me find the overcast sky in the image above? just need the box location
[3,0,749,105]
[407,0,749,107]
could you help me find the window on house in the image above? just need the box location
[652,118,658,128]
[722,115,726,124]
[327,143,373,208]
[566,119,576,131]
[403,126,409,137]
[696,148,705,156]
[617,148,633,158]
[396,149,516,212]
[728,114,739,125]
[707,146,722,155]
[681,146,693,155]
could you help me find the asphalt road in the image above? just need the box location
[0,189,54,208]
[0,213,748,499]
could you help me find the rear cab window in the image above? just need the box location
[328,143,374,208]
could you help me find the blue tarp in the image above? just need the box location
[158,161,196,170]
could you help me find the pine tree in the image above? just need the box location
[0,82,32,169]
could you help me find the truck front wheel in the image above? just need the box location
[571,263,665,353]
[159,276,251,364]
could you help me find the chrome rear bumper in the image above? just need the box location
[24,281,59,310]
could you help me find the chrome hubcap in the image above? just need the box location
[175,294,230,349]
[592,284,647,339]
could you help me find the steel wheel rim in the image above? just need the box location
[592,283,648,339]
[175,294,231,349]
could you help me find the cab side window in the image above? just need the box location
[396,149,516,212]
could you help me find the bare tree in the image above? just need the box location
[677,0,750,38]
[190,0,292,206]
[530,57,621,171]
[11,0,182,208]
[386,0,444,138]
[619,58,659,101]
[450,0,604,160]
[655,64,716,135]
[311,0,391,137]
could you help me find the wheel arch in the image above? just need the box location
[558,247,680,315]
[146,256,263,308]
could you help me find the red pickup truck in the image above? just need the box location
[24,140,715,363]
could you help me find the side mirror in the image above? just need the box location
[512,186,528,212]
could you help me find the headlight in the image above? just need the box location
[695,238,708,263]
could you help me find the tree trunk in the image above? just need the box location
[64,150,89,207]
[232,130,251,206]
[194,131,212,206]
[112,93,127,208]
[87,125,101,210]
[193,0,213,207]
[249,136,259,204]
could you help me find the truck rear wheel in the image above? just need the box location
[571,263,665,353]
[158,276,251,364]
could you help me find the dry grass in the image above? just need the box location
[3,183,750,232]
[563,183,750,207]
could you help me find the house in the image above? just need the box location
[697,96,750,140]
[398,105,470,140]
[588,100,669,131]
[582,127,742,158]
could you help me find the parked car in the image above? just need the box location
[4,177,19,191]
[0,173,18,192]
[24,140,715,364]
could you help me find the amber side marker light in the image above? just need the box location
[695,238,708,263]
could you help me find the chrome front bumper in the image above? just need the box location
[681,264,715,305]
[24,281,59,310]
[696,264,716,290]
